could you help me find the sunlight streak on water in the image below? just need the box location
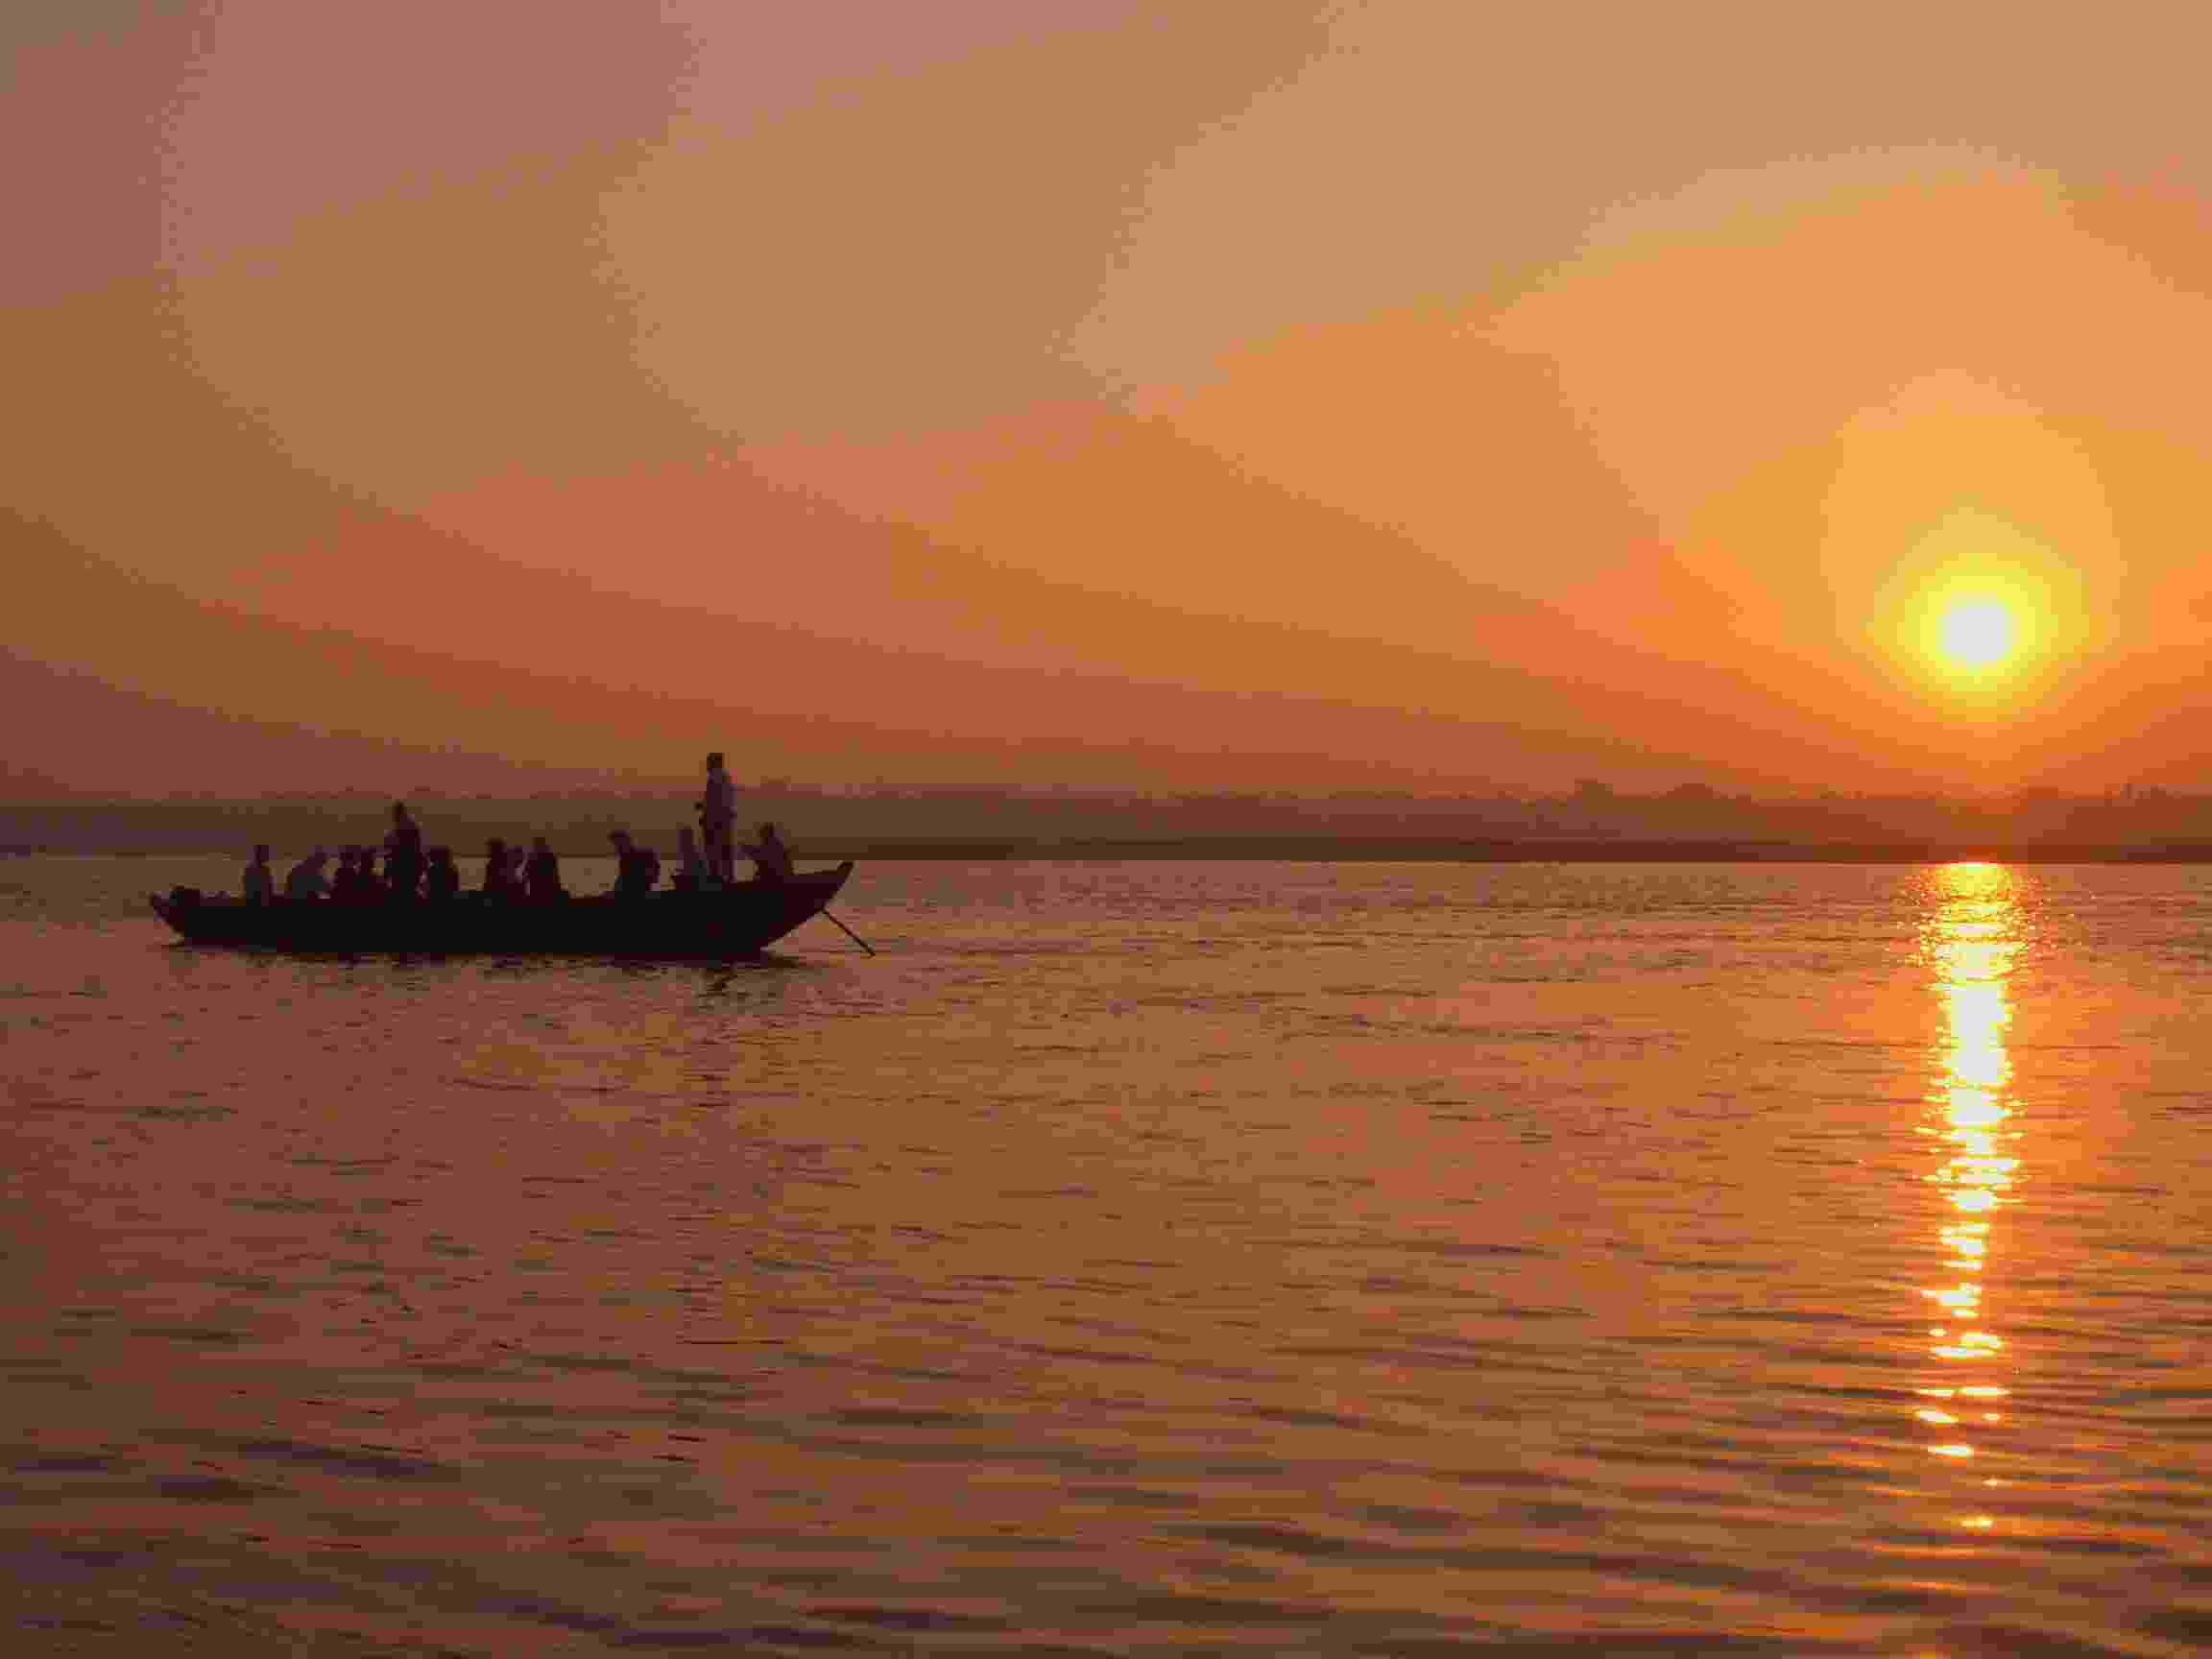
[1914,863,2023,1485]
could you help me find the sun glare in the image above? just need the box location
[1937,599,2016,670]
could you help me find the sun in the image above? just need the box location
[1936,599,2017,670]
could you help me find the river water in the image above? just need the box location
[4,854,2211,1655]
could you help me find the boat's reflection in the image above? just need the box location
[691,951,812,999]
[469,950,815,988]
[1912,861,2026,1520]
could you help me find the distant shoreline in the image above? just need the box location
[17,837,2212,865]
[828,837,2212,864]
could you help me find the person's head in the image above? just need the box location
[486,837,505,858]
[609,829,633,850]
[758,821,780,839]
[706,751,724,771]
[308,845,326,864]
[392,801,410,823]
[337,846,356,869]
[252,844,270,863]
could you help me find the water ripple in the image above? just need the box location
[4,857,2212,1652]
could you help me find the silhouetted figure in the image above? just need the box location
[525,835,565,902]
[674,825,720,894]
[335,845,382,903]
[242,844,275,905]
[423,846,460,903]
[383,801,423,900]
[743,820,795,883]
[699,751,736,885]
[283,847,330,901]
[482,837,521,902]
[608,830,661,899]
[506,842,528,896]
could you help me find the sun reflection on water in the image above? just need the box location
[1913,862,2024,1491]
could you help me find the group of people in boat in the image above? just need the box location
[236,755,799,905]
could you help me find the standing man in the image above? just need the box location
[699,752,736,886]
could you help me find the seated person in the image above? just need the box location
[524,835,565,902]
[482,837,522,901]
[742,820,796,882]
[423,846,460,903]
[340,846,384,903]
[242,844,276,905]
[608,830,661,899]
[282,846,329,902]
[349,845,391,903]
[329,847,364,903]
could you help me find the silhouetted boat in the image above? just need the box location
[149,863,856,958]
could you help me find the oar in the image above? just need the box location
[822,908,876,954]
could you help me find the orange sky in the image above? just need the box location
[9,2,2212,796]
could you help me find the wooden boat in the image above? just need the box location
[149,863,856,958]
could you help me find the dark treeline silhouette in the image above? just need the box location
[9,781,2212,857]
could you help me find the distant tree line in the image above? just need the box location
[7,781,2212,854]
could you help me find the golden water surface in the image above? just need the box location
[4,855,2212,1656]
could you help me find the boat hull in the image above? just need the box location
[149,864,856,958]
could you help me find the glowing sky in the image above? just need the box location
[9,1,2212,794]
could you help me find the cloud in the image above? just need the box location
[596,8,1328,441]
